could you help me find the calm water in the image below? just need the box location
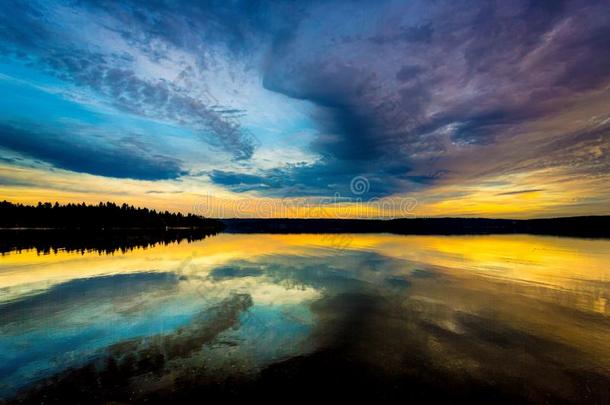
[1,233,609,403]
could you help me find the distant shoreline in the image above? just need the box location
[2,216,608,255]
[220,216,610,238]
[2,216,609,238]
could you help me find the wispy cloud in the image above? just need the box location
[496,189,545,196]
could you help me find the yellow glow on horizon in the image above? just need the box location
[3,233,610,299]
[2,157,609,219]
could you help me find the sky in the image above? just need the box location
[0,0,609,218]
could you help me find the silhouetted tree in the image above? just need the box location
[0,200,223,230]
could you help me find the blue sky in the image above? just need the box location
[1,0,609,217]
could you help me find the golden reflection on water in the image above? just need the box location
[2,233,609,305]
[1,233,610,401]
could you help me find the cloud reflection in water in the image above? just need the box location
[1,233,609,402]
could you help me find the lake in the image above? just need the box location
[1,233,609,403]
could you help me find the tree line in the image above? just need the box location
[0,201,224,230]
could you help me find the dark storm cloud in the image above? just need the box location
[0,125,185,180]
[250,0,610,196]
[209,158,419,198]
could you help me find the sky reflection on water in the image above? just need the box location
[1,234,609,402]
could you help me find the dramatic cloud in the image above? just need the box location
[254,0,610,196]
[0,0,609,216]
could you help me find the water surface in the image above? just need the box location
[1,234,609,402]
